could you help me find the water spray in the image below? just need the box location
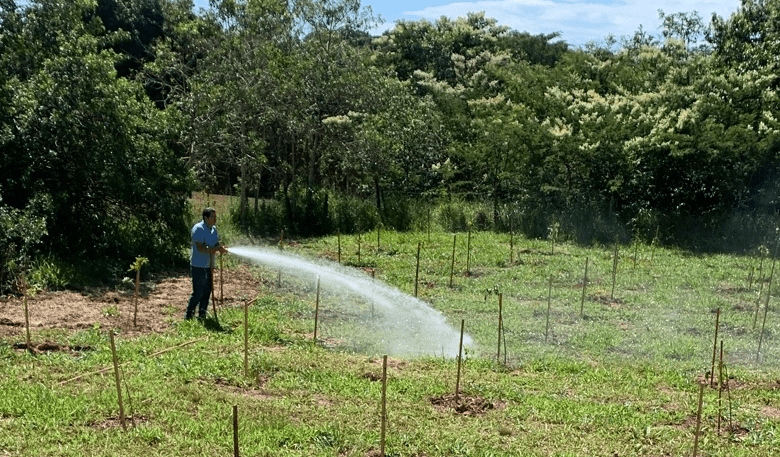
[229,246,472,357]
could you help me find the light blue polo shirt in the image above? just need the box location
[190,220,220,268]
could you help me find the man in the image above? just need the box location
[186,207,228,320]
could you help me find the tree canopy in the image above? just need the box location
[3,0,780,288]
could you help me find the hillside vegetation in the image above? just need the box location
[4,0,780,293]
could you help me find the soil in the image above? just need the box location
[0,263,262,342]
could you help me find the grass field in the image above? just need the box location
[2,221,780,456]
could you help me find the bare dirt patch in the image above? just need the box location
[0,263,261,341]
[90,414,149,430]
[429,393,503,417]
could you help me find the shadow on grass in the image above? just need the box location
[202,315,232,333]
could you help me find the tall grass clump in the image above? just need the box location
[329,194,380,234]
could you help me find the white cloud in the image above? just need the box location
[373,0,740,47]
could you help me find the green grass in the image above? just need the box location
[3,228,780,456]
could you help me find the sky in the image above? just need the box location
[192,0,743,48]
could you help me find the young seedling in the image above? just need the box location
[129,256,149,327]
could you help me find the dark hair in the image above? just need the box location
[202,207,216,221]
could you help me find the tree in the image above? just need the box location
[0,0,192,279]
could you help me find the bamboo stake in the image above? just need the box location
[611,242,619,300]
[496,294,503,364]
[314,276,321,342]
[210,266,219,322]
[580,258,589,317]
[133,268,140,326]
[244,296,252,378]
[380,355,388,457]
[220,253,224,308]
[377,225,381,251]
[427,208,431,243]
[337,230,341,264]
[21,273,31,351]
[693,380,705,457]
[650,225,659,263]
[109,330,127,431]
[358,232,361,264]
[466,229,472,276]
[633,240,638,270]
[509,221,514,265]
[455,319,464,400]
[718,341,723,434]
[725,363,733,434]
[753,248,767,329]
[710,308,720,387]
[757,252,777,361]
[545,277,553,342]
[449,235,456,288]
[414,242,421,297]
[233,404,240,457]
[60,339,204,385]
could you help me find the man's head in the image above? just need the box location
[202,207,217,226]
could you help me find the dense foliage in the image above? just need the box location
[2,0,780,289]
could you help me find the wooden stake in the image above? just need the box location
[244,297,250,378]
[233,404,240,457]
[455,319,464,400]
[725,363,733,434]
[650,225,659,263]
[509,221,514,265]
[757,252,777,361]
[314,276,321,342]
[358,232,361,264]
[133,268,140,327]
[60,339,204,385]
[427,208,431,243]
[466,229,472,276]
[545,277,552,342]
[611,242,619,300]
[108,330,127,431]
[380,355,388,457]
[414,242,421,297]
[580,258,589,317]
[210,267,218,321]
[220,253,224,308]
[496,294,503,364]
[449,235,456,288]
[337,230,341,264]
[753,249,767,329]
[377,225,381,252]
[693,380,705,457]
[710,308,720,387]
[718,341,724,434]
[21,273,31,351]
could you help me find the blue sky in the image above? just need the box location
[192,0,742,48]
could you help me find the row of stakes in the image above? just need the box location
[12,228,778,455]
[51,300,735,457]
